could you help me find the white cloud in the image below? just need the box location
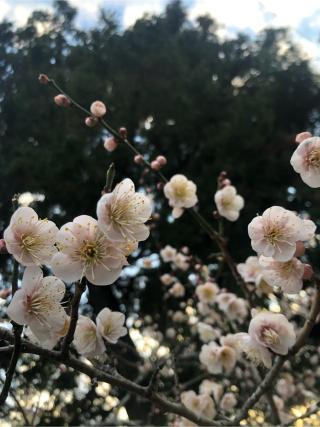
[123,1,162,28]
[0,0,10,21]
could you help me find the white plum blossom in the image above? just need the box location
[248,310,296,355]
[73,315,106,357]
[290,136,320,187]
[4,207,58,266]
[197,322,220,342]
[235,332,272,368]
[237,256,262,284]
[199,380,223,402]
[217,345,237,373]
[169,282,185,298]
[220,393,237,412]
[214,185,244,221]
[7,267,67,343]
[248,206,316,262]
[199,341,222,374]
[196,282,219,304]
[181,390,215,420]
[97,178,152,242]
[51,215,128,286]
[173,253,190,271]
[160,273,175,286]
[164,174,198,215]
[160,245,177,262]
[216,293,248,322]
[96,307,127,344]
[259,256,305,294]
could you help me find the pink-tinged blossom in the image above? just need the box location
[73,316,106,357]
[220,393,237,412]
[235,332,272,368]
[197,322,220,343]
[181,391,216,420]
[164,174,198,210]
[196,282,219,304]
[259,256,305,294]
[295,132,312,144]
[248,310,296,355]
[51,215,128,286]
[199,341,222,374]
[104,137,118,152]
[96,307,127,344]
[97,178,152,242]
[160,245,177,262]
[90,100,107,118]
[217,345,237,373]
[4,207,58,266]
[7,267,67,344]
[290,136,320,187]
[169,282,185,298]
[173,253,190,271]
[248,206,316,262]
[199,380,223,402]
[214,185,244,221]
[237,256,262,284]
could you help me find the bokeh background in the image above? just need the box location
[1,0,320,425]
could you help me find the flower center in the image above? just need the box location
[261,327,279,346]
[307,149,320,168]
[264,227,282,246]
[173,184,187,199]
[26,292,54,324]
[21,234,37,251]
[79,241,102,266]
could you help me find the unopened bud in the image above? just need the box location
[54,94,71,107]
[104,137,118,152]
[134,154,144,165]
[295,132,312,144]
[221,179,231,187]
[294,241,305,257]
[119,127,127,138]
[151,160,161,171]
[38,74,49,84]
[157,182,163,191]
[303,264,314,280]
[212,210,220,219]
[0,239,7,254]
[85,116,98,127]
[90,100,107,118]
[156,155,167,166]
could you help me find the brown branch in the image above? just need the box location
[232,280,320,425]
[0,326,222,426]
[60,280,86,358]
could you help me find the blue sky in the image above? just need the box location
[1,0,320,67]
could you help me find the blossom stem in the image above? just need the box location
[60,279,87,358]
[45,78,252,302]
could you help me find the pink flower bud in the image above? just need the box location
[0,239,7,254]
[0,288,11,299]
[104,137,118,152]
[151,160,161,171]
[156,155,167,166]
[294,241,305,257]
[157,182,163,191]
[54,94,71,107]
[134,155,144,165]
[85,116,98,127]
[222,179,231,187]
[119,127,127,138]
[90,101,107,118]
[295,132,312,144]
[38,74,49,84]
[303,264,314,279]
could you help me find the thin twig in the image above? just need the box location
[60,280,86,358]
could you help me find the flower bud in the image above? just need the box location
[303,264,314,279]
[90,101,107,118]
[294,241,305,257]
[157,182,163,191]
[0,239,7,254]
[119,127,127,138]
[104,137,118,152]
[295,132,312,144]
[85,116,98,127]
[156,155,167,166]
[54,94,71,107]
[151,160,161,171]
[221,179,231,187]
[38,74,49,84]
[134,155,144,165]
